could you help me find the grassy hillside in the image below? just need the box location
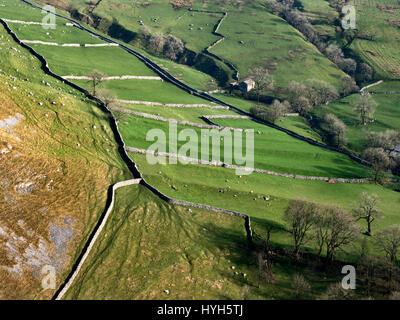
[115,103,239,123]
[131,153,400,258]
[94,0,221,53]
[312,81,400,153]
[0,22,130,299]
[52,0,347,91]
[24,45,157,76]
[3,0,400,300]
[294,0,400,81]
[63,185,346,300]
[350,0,400,79]
[119,115,370,178]
[207,1,345,88]
[300,0,337,38]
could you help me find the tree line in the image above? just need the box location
[263,0,374,84]
[253,194,400,299]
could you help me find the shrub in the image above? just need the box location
[291,274,311,299]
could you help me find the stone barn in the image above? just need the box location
[238,79,255,92]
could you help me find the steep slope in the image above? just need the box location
[0,23,130,299]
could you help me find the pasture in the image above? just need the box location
[62,184,347,300]
[0,22,130,299]
[68,0,347,91]
[312,80,400,153]
[350,0,400,80]
[119,115,370,178]
[131,152,400,259]
[2,0,400,300]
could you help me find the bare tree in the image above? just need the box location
[149,33,165,53]
[250,104,267,119]
[324,113,347,147]
[266,99,288,124]
[284,199,318,259]
[313,206,360,263]
[362,147,392,182]
[88,69,105,96]
[319,282,355,300]
[325,44,344,65]
[353,94,378,125]
[288,80,338,110]
[375,225,400,263]
[163,34,184,60]
[305,79,339,106]
[338,58,357,76]
[249,67,274,102]
[112,110,129,123]
[96,88,118,108]
[291,274,311,299]
[292,96,312,115]
[263,0,284,14]
[353,192,383,236]
[287,81,306,100]
[137,25,151,43]
[340,75,359,95]
[255,225,275,286]
[356,63,373,83]
[366,130,400,176]
[325,44,358,76]
[358,254,380,297]
[366,129,400,154]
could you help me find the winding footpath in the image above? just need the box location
[360,80,384,93]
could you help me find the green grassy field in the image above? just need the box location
[208,3,345,88]
[299,0,337,38]
[64,0,347,91]
[119,115,370,178]
[7,22,105,44]
[211,93,258,113]
[3,0,400,300]
[63,184,346,300]
[73,78,208,103]
[150,55,219,92]
[0,20,131,299]
[94,0,221,53]
[116,103,238,123]
[0,0,52,20]
[3,6,216,103]
[29,44,158,76]
[285,0,400,81]
[131,152,400,258]
[277,116,323,141]
[350,0,400,79]
[312,80,400,153]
